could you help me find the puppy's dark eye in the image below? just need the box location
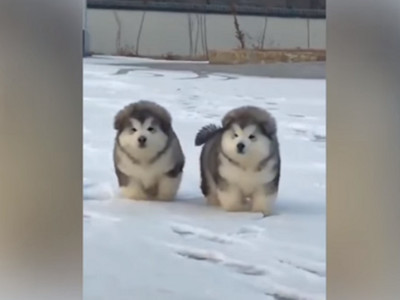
[233,133,238,138]
[148,127,155,132]
[131,128,137,133]
[249,134,256,140]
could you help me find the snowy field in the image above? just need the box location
[83,56,326,300]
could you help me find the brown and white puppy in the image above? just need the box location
[113,100,185,201]
[195,106,280,216]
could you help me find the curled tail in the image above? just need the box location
[195,124,222,146]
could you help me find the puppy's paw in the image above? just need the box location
[120,186,148,200]
[218,188,249,212]
[206,194,220,206]
[156,175,182,202]
[251,191,277,216]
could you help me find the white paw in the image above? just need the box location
[218,189,249,212]
[251,191,277,216]
[156,175,182,201]
[120,186,147,200]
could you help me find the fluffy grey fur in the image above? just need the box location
[222,106,277,137]
[195,106,281,215]
[114,100,172,134]
[113,100,185,201]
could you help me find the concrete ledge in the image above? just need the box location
[208,49,326,65]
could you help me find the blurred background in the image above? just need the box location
[83,0,325,61]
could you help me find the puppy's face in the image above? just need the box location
[118,116,169,160]
[221,123,271,164]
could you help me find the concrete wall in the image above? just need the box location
[87,9,326,57]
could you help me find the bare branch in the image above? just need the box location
[230,1,245,49]
[113,10,122,53]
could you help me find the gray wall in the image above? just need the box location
[87,9,326,57]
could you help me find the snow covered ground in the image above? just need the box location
[83,56,326,300]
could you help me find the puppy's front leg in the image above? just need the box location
[156,174,182,202]
[120,179,148,200]
[251,185,277,216]
[217,185,248,212]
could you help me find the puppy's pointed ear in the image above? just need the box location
[113,109,125,131]
[221,112,234,128]
[114,104,133,131]
[158,118,172,134]
[260,116,277,138]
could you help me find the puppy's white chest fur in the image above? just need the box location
[218,154,276,196]
[117,147,174,188]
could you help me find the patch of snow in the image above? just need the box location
[83,56,326,300]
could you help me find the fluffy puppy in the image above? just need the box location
[195,106,280,215]
[113,100,185,201]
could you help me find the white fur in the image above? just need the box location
[215,123,278,213]
[217,185,249,212]
[120,184,148,200]
[118,117,168,163]
[119,175,182,202]
[157,174,183,201]
[251,190,277,216]
[221,124,271,170]
[116,117,181,201]
[117,144,175,190]
[218,154,277,196]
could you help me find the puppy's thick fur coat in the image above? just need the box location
[113,100,185,201]
[195,106,280,215]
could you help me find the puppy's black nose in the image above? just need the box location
[138,136,147,144]
[236,142,245,153]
